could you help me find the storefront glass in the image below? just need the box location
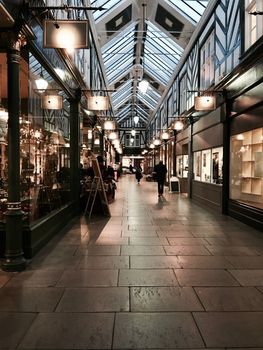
[193,147,223,184]
[0,52,71,224]
[230,127,263,209]
[176,155,188,178]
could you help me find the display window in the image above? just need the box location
[176,155,188,178]
[193,147,223,184]
[230,127,263,209]
[0,53,71,224]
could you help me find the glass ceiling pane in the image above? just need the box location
[91,0,122,21]
[164,0,208,24]
[144,21,183,84]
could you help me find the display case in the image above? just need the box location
[193,147,223,184]
[230,127,263,208]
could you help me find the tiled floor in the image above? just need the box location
[1,175,263,349]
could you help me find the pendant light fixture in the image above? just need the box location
[138,3,149,95]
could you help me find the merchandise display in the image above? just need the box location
[193,147,223,184]
[230,127,263,209]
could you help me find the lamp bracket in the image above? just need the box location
[249,11,263,15]
[27,5,106,12]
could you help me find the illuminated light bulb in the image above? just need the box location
[133,116,139,124]
[174,120,184,131]
[138,80,149,94]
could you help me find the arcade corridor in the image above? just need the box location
[0,175,263,349]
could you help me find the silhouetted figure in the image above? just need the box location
[154,160,167,197]
[135,166,143,183]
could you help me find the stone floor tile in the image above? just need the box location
[0,287,64,312]
[18,313,114,349]
[174,269,239,287]
[130,256,180,268]
[5,270,63,288]
[78,255,129,269]
[57,269,118,287]
[164,245,211,256]
[121,245,165,255]
[205,245,260,256]
[0,312,36,349]
[168,237,209,245]
[75,245,121,256]
[29,255,81,270]
[225,256,263,269]
[129,237,169,245]
[122,230,158,237]
[193,312,263,348]
[94,237,129,245]
[178,256,234,269]
[131,286,204,311]
[56,287,129,312]
[229,269,263,286]
[195,286,263,311]
[113,312,204,349]
[157,229,194,237]
[128,225,159,231]
[0,274,12,288]
[119,269,178,286]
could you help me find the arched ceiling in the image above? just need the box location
[91,0,209,128]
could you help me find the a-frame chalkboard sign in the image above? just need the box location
[84,156,111,218]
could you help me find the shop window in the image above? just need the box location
[200,31,215,90]
[176,155,188,178]
[193,147,223,184]
[245,0,263,50]
[230,127,263,209]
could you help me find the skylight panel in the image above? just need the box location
[91,0,123,22]
[164,0,208,24]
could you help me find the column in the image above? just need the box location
[2,34,26,271]
[69,95,80,204]
[187,119,194,199]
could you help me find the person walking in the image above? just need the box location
[135,165,143,184]
[154,160,167,197]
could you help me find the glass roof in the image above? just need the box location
[91,0,209,126]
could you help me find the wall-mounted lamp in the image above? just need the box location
[153,138,161,146]
[161,131,169,140]
[173,120,184,131]
[131,129,136,136]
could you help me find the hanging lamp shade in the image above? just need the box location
[88,96,109,111]
[131,129,136,136]
[194,96,216,111]
[109,131,117,140]
[103,120,115,130]
[41,95,63,110]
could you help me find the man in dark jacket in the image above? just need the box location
[154,160,167,197]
